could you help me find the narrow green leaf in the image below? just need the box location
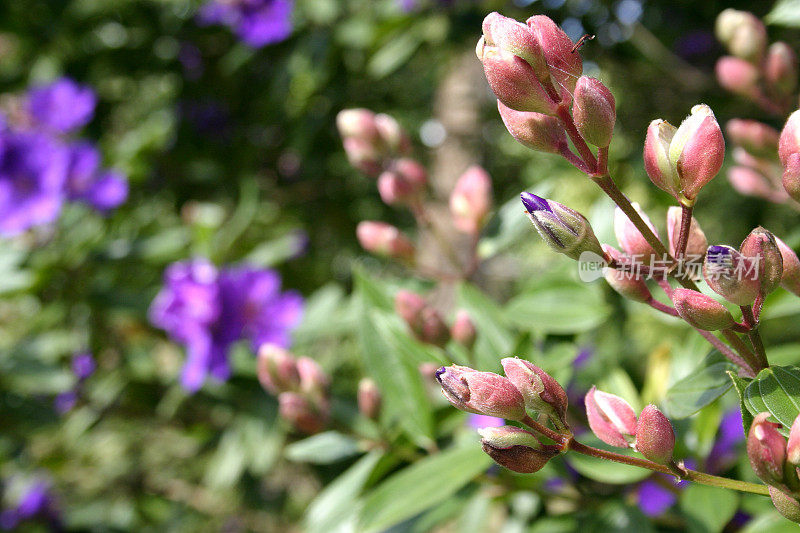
[457,282,515,371]
[679,484,738,533]
[284,431,361,464]
[663,350,736,419]
[505,280,610,334]
[766,0,800,27]
[743,366,800,435]
[727,371,754,436]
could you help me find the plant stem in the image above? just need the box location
[567,440,769,496]
[676,204,693,259]
[556,105,598,170]
[740,305,769,370]
[646,297,678,316]
[721,329,763,373]
[695,329,754,376]
[522,415,570,446]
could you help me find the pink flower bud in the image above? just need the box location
[715,9,767,62]
[769,487,800,524]
[703,245,761,305]
[585,386,637,448]
[787,413,800,466]
[336,108,379,141]
[279,392,327,434]
[715,56,759,97]
[613,204,659,260]
[666,206,708,258]
[356,221,415,260]
[435,365,527,420]
[501,357,568,424]
[668,104,725,201]
[296,356,328,397]
[450,309,477,349]
[573,76,616,148]
[776,237,800,296]
[419,307,450,347]
[526,15,583,95]
[479,425,560,473]
[497,100,567,154]
[602,244,652,303]
[377,171,416,206]
[374,113,411,155]
[725,119,779,157]
[740,227,784,296]
[728,166,780,201]
[482,12,548,82]
[392,158,427,189]
[450,166,493,234]
[779,110,800,167]
[644,119,681,199]
[257,343,299,394]
[766,42,798,95]
[634,405,675,464]
[358,378,381,420]
[522,192,604,260]
[395,290,426,335]
[343,137,383,177]
[671,288,737,331]
[783,153,800,203]
[747,412,787,486]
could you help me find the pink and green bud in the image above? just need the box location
[451,309,477,349]
[572,76,616,148]
[336,108,379,142]
[343,137,383,177]
[644,119,681,198]
[297,356,329,398]
[776,237,800,296]
[497,100,567,154]
[725,119,779,157]
[395,290,426,335]
[479,425,560,473]
[666,206,708,258]
[356,221,415,260]
[374,113,411,155]
[740,227,784,296]
[766,42,798,95]
[671,288,736,331]
[715,56,760,98]
[634,405,675,464]
[419,307,450,347]
[779,110,800,167]
[728,166,779,201]
[703,245,761,305]
[435,365,527,420]
[769,487,800,524]
[668,104,725,201]
[357,378,381,420]
[279,392,327,434]
[715,9,767,62]
[526,15,583,95]
[783,153,800,203]
[585,386,637,448]
[521,192,604,260]
[747,412,788,486]
[613,204,659,260]
[450,166,493,235]
[257,344,299,394]
[501,357,568,424]
[787,413,800,466]
[377,160,426,206]
[602,245,652,303]
[482,12,548,82]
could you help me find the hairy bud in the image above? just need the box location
[573,76,616,148]
[279,392,327,434]
[725,119,779,158]
[783,153,800,203]
[356,221,415,260]
[526,15,583,95]
[747,412,788,486]
[501,357,568,424]
[635,405,675,464]
[787,413,800,466]
[740,227,784,296]
[257,343,299,394]
[358,378,382,420]
[715,9,767,62]
[497,100,567,153]
[343,137,383,177]
[395,290,426,335]
[613,204,659,260]
[451,309,477,349]
[766,42,799,95]
[779,110,800,167]
[419,307,450,347]
[729,166,779,201]
[521,192,604,260]
[450,166,493,234]
[336,108,379,142]
[666,206,708,258]
[602,245,652,303]
[479,426,560,473]
[585,386,637,448]
[703,245,760,305]
[715,56,759,98]
[776,237,800,296]
[671,288,736,331]
[374,113,411,155]
[668,104,725,201]
[769,487,800,524]
[644,119,681,198]
[435,365,527,420]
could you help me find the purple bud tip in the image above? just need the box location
[435,367,446,383]
[707,245,732,263]
[520,192,551,213]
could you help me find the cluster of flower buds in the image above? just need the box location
[336,109,411,177]
[715,10,797,114]
[257,343,330,434]
[725,119,788,203]
[585,388,676,465]
[357,377,382,420]
[435,358,568,472]
[395,290,477,349]
[747,412,800,522]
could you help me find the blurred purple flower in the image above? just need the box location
[0,130,68,236]
[71,352,95,381]
[0,479,59,530]
[572,346,593,369]
[64,141,128,211]
[198,0,293,48]
[706,408,744,473]
[149,259,303,392]
[636,478,677,516]
[27,78,96,134]
[53,391,77,414]
[468,414,504,429]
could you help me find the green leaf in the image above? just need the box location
[457,282,515,371]
[567,436,652,484]
[357,445,492,533]
[304,451,383,533]
[679,484,738,533]
[505,280,610,334]
[727,371,754,436]
[587,501,655,533]
[663,350,736,419]
[743,366,800,435]
[284,431,361,464]
[766,0,800,27]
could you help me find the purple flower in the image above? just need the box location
[467,414,504,429]
[64,142,128,211]
[149,260,303,392]
[706,408,744,473]
[71,352,95,381]
[636,478,677,517]
[198,0,293,48]
[0,479,59,530]
[53,391,78,414]
[0,130,68,236]
[27,78,96,134]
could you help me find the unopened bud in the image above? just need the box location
[419,307,450,347]
[644,119,680,199]
[766,42,798,95]
[343,137,383,177]
[358,378,381,420]
[715,9,767,62]
[450,166,493,234]
[526,15,583,95]
[521,192,604,260]
[297,356,328,398]
[395,290,426,335]
[482,12,548,81]
[336,108,379,142]
[356,221,415,260]
[666,206,708,258]
[479,426,560,473]
[585,386,637,448]
[747,412,787,486]
[435,365,527,420]
[497,100,567,153]
[769,487,800,524]
[740,227,784,295]
[635,405,675,464]
[374,113,411,155]
[715,56,760,98]
[257,343,299,394]
[573,76,616,148]
[779,110,800,168]
[279,392,326,434]
[671,288,736,331]
[729,166,778,201]
[783,153,800,203]
[725,119,779,157]
[787,413,800,466]
[478,42,558,115]
[451,309,477,349]
[602,244,652,303]
[668,104,725,201]
[501,357,568,424]
[377,171,416,206]
[703,245,760,305]
[776,237,800,296]
[613,204,659,260]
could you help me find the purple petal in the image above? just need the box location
[27,78,96,134]
[520,191,551,213]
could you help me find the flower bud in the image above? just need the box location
[643,119,681,198]
[419,307,450,347]
[356,221,415,260]
[374,113,411,155]
[776,237,800,296]
[343,137,383,177]
[497,100,567,154]
[585,386,637,448]
[740,227,784,296]
[573,76,616,148]
[501,357,568,423]
[779,110,800,167]
[769,487,800,524]
[725,119,779,158]
[479,426,560,473]
[666,206,708,259]
[377,171,416,206]
[715,9,767,62]
[521,192,604,260]
[358,378,381,420]
[602,244,652,303]
[526,15,583,95]
[715,56,759,98]
[336,108,379,142]
[747,412,787,486]
[787,413,800,466]
[297,356,328,398]
[279,392,327,434]
[613,204,659,260]
[668,104,725,201]
[395,290,426,335]
[635,405,675,464]
[766,42,798,95]
[392,158,427,189]
[783,153,800,203]
[703,245,760,305]
[450,166,493,234]
[257,343,299,394]
[451,309,477,349]
[435,365,527,420]
[482,12,548,82]
[671,288,736,331]
[728,166,778,201]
